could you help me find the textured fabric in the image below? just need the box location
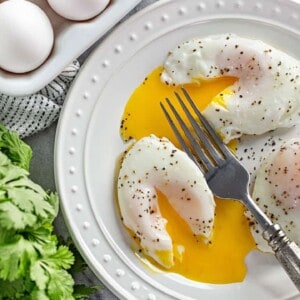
[0,60,80,138]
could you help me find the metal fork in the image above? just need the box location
[161,88,300,291]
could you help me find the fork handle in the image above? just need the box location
[263,224,300,291]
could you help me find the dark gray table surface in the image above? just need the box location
[24,1,157,299]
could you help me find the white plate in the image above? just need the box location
[0,0,141,96]
[55,0,300,299]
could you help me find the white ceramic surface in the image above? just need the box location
[0,0,141,96]
[55,0,300,299]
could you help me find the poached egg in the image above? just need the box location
[161,34,300,143]
[118,135,215,268]
[248,138,300,252]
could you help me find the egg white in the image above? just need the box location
[161,34,300,143]
[117,135,215,268]
[247,138,300,252]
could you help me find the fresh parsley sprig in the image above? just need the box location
[0,124,98,299]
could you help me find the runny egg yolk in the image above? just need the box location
[119,66,256,284]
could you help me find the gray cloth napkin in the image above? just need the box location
[0,60,80,138]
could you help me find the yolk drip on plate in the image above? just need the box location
[157,192,254,283]
[119,66,256,284]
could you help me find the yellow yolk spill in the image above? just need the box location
[156,191,255,283]
[119,66,256,284]
[121,66,236,148]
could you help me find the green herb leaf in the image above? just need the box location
[0,124,32,170]
[0,124,96,299]
[30,261,49,290]
[0,152,57,230]
[0,276,40,300]
[47,268,74,300]
[0,233,36,281]
[47,245,75,269]
[0,201,37,230]
[29,290,50,300]
[73,285,100,300]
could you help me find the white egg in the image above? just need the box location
[48,0,110,21]
[0,0,54,74]
[161,34,300,143]
[247,138,300,252]
[117,135,215,268]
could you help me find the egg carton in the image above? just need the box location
[0,0,141,96]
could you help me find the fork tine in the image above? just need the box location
[160,102,203,171]
[162,98,215,172]
[181,88,233,159]
[174,91,225,165]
